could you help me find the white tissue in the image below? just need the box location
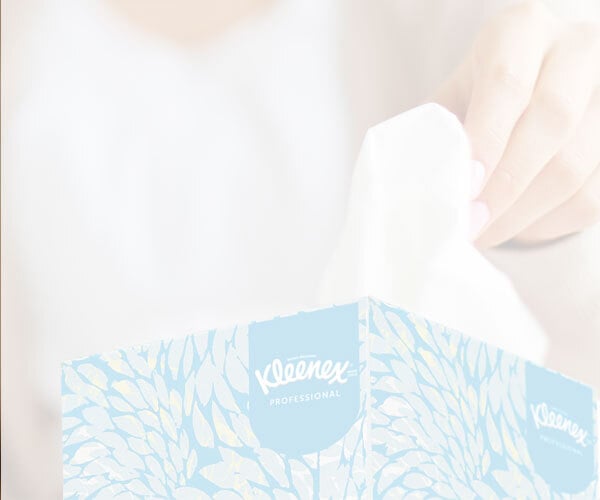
[320,103,547,362]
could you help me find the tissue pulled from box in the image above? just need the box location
[319,103,547,363]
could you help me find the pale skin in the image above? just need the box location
[109,0,600,248]
[435,1,600,247]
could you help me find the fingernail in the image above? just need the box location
[469,200,490,240]
[471,160,486,199]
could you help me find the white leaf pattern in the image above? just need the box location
[369,299,598,499]
[62,299,598,498]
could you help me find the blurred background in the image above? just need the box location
[2,0,600,498]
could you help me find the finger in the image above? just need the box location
[477,88,600,247]
[464,1,556,171]
[474,25,600,236]
[517,163,600,242]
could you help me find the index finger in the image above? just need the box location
[464,1,556,171]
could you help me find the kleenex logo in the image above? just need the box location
[254,357,351,395]
[248,303,361,455]
[530,402,589,447]
[525,362,595,493]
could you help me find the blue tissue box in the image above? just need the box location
[62,298,598,498]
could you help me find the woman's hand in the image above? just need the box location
[435,1,600,247]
